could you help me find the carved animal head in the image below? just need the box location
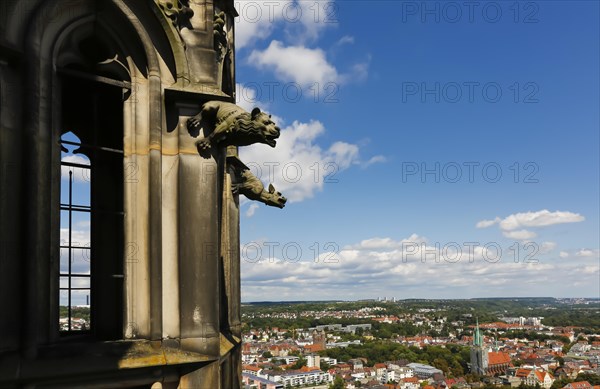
[264,184,287,209]
[236,169,287,209]
[233,107,281,147]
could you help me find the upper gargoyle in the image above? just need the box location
[187,101,281,151]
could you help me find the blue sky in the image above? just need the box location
[59,1,599,305]
[233,1,600,301]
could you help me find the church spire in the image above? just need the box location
[473,318,483,347]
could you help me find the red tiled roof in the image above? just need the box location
[335,363,350,370]
[445,377,467,386]
[243,365,261,372]
[300,366,321,372]
[488,352,511,365]
[304,344,324,352]
[563,382,593,389]
[516,368,532,378]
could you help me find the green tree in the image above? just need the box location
[432,358,450,374]
[329,375,345,389]
[551,377,573,389]
[576,373,600,386]
[291,357,307,370]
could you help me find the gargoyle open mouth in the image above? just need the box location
[266,135,278,147]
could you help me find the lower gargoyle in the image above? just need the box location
[229,157,287,209]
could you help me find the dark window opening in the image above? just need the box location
[59,74,125,340]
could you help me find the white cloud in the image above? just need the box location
[477,210,585,243]
[60,228,90,246]
[240,234,600,301]
[539,241,557,254]
[498,210,585,231]
[235,1,288,49]
[248,41,339,86]
[557,249,599,259]
[576,249,599,258]
[363,155,387,168]
[236,83,259,112]
[282,0,337,45]
[582,266,599,274]
[248,40,370,89]
[339,56,371,84]
[61,155,91,182]
[502,229,537,241]
[354,237,399,250]
[348,234,427,250]
[328,142,359,169]
[245,203,260,218]
[235,0,336,49]
[336,35,354,46]
[240,119,366,203]
[476,217,501,228]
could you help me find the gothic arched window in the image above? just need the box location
[57,46,128,339]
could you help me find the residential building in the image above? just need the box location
[515,368,555,388]
[242,373,284,389]
[261,369,331,387]
[306,354,321,368]
[406,363,443,378]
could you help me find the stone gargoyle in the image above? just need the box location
[229,157,287,209]
[187,101,281,151]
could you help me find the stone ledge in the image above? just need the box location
[0,339,217,385]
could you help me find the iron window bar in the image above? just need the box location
[59,139,124,155]
[60,162,94,333]
[57,67,132,90]
[59,288,91,291]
